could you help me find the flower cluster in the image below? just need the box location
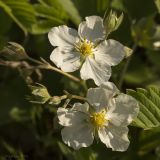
[48,14,139,151]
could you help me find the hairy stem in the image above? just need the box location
[46,64,81,82]
[64,90,87,101]
[71,95,87,101]
[27,56,44,65]
[28,56,81,83]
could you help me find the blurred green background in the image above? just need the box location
[0,0,160,159]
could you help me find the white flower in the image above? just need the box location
[153,41,160,48]
[57,82,139,151]
[48,16,130,86]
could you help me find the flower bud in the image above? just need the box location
[28,83,51,104]
[0,42,28,60]
[103,10,124,36]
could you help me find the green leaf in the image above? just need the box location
[127,87,160,129]
[0,0,36,35]
[32,0,67,34]
[57,0,81,25]
[34,2,67,20]
[31,19,63,34]
[155,0,160,13]
[0,9,12,35]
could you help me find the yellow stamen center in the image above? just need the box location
[90,110,107,128]
[75,40,93,57]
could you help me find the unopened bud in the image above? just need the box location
[103,10,124,36]
[0,42,28,60]
[28,83,51,104]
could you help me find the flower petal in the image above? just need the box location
[98,125,129,151]
[57,107,88,126]
[87,82,119,111]
[78,16,106,42]
[80,57,111,86]
[107,94,139,126]
[72,102,89,114]
[100,82,119,96]
[61,123,94,149]
[94,39,126,66]
[48,25,79,47]
[50,47,81,72]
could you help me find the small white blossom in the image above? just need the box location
[153,41,160,48]
[48,16,130,86]
[57,82,139,151]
